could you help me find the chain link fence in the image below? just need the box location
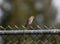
[0,0,60,44]
[0,25,60,44]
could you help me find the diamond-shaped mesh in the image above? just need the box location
[0,34,59,44]
[0,25,60,44]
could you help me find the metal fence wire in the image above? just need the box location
[0,25,60,44]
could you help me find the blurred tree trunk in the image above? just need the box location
[8,0,53,27]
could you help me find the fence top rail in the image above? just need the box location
[0,29,60,35]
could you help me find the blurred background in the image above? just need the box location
[0,0,60,44]
[0,0,60,28]
[0,0,58,28]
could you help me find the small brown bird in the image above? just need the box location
[25,16,34,27]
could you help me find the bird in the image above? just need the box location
[25,16,34,27]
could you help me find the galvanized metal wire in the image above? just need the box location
[0,25,59,44]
